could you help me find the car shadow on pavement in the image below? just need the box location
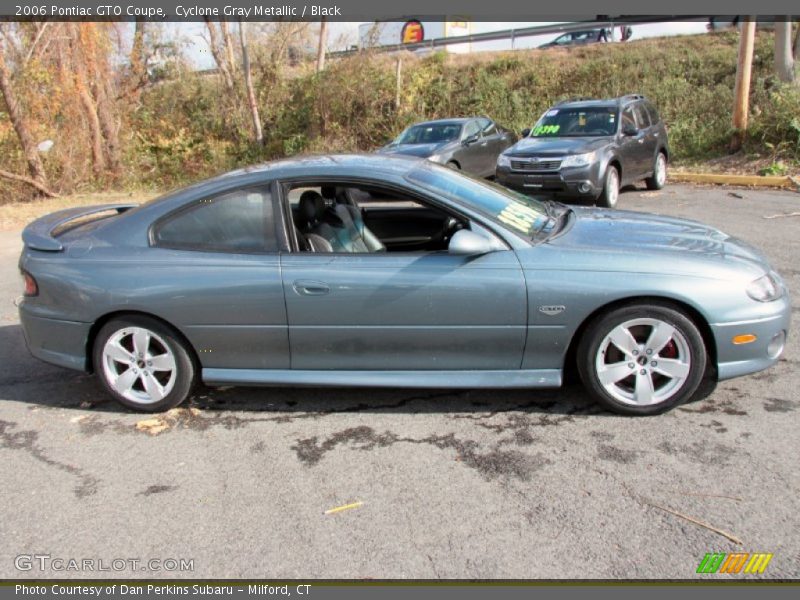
[0,323,608,418]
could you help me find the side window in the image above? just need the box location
[463,120,481,140]
[478,117,495,135]
[621,107,636,132]
[644,102,661,125]
[154,187,275,253]
[633,103,651,129]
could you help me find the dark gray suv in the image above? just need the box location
[496,95,669,207]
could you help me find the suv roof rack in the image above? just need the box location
[617,94,645,104]
[555,96,595,106]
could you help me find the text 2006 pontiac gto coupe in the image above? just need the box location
[18,155,789,415]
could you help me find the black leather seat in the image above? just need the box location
[297,190,385,253]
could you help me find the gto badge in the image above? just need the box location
[539,305,565,316]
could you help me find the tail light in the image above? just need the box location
[22,271,38,297]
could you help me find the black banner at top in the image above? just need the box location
[2,0,799,21]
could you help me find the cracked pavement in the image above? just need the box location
[0,183,798,579]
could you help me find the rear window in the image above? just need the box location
[153,187,275,253]
[644,101,661,124]
[633,103,651,128]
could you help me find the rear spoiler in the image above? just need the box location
[22,204,138,252]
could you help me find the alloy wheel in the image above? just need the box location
[595,317,691,406]
[101,326,177,404]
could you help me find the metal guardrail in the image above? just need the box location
[328,16,709,57]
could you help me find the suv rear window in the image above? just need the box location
[644,101,661,125]
[633,103,651,128]
[530,107,617,137]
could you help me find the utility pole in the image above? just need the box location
[395,57,402,110]
[731,18,756,152]
[774,17,795,82]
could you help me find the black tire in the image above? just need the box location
[576,303,707,416]
[645,151,667,190]
[93,315,196,412]
[446,161,461,170]
[596,165,620,208]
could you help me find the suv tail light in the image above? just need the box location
[22,271,38,296]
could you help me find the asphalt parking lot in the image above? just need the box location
[0,183,798,579]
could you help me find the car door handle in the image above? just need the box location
[293,280,330,296]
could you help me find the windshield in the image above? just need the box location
[394,123,463,145]
[529,106,618,137]
[405,163,560,240]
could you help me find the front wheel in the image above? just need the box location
[645,151,667,190]
[596,165,620,208]
[93,315,196,412]
[577,304,707,415]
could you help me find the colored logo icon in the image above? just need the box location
[401,20,425,44]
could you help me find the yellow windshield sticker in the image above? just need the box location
[497,204,541,234]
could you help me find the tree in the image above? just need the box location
[0,26,55,197]
[239,21,262,145]
[316,18,328,73]
[124,18,149,100]
[204,17,235,92]
[774,18,795,83]
[219,19,237,77]
[730,18,756,152]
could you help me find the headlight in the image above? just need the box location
[497,154,511,168]
[747,273,783,302]
[428,154,444,163]
[561,151,597,168]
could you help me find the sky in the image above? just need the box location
[156,21,711,69]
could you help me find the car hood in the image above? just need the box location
[379,142,451,158]
[550,207,771,275]
[508,136,611,157]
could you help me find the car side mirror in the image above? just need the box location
[622,123,638,136]
[521,128,531,138]
[448,229,498,256]
[462,134,479,146]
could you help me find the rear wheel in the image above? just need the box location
[577,304,707,415]
[94,315,196,412]
[645,151,667,190]
[596,165,620,208]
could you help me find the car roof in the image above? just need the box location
[555,100,617,110]
[410,118,472,127]
[554,96,645,110]
[188,154,425,186]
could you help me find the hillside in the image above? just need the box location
[1,29,798,198]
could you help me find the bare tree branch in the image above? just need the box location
[0,167,58,197]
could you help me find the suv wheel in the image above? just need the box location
[645,152,667,190]
[597,165,619,208]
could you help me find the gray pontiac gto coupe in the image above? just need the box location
[18,155,789,415]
